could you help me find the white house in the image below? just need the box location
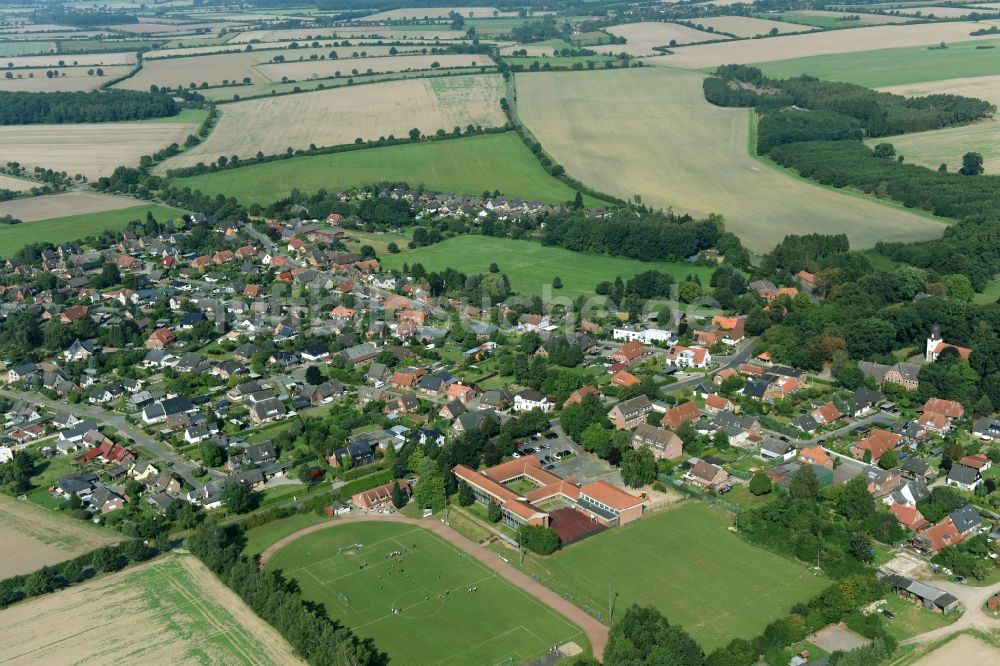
[513,390,554,413]
[613,328,673,344]
[665,345,712,369]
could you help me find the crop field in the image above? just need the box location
[0,191,139,221]
[0,41,56,56]
[650,21,1000,69]
[516,68,945,251]
[757,38,1000,87]
[872,74,1000,172]
[0,203,185,258]
[0,555,303,665]
[0,174,36,191]
[200,66,483,101]
[0,120,198,178]
[380,235,715,297]
[228,27,466,43]
[897,5,991,17]
[692,15,811,37]
[266,521,584,666]
[596,22,722,55]
[165,74,506,168]
[774,10,914,27]
[255,53,490,82]
[0,495,121,578]
[145,41,424,60]
[116,51,271,89]
[362,6,512,20]
[519,503,830,651]
[0,65,133,91]
[173,133,593,207]
[0,51,136,67]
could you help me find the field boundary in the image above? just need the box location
[259,512,610,659]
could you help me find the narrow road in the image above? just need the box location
[258,512,610,661]
[901,579,1000,644]
[1,388,218,486]
[661,339,757,395]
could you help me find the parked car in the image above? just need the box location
[511,452,521,459]
[545,464,556,470]
[881,610,895,619]
[521,447,536,455]
[954,575,967,584]
[545,432,558,439]
[559,449,572,457]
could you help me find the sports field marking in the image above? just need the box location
[279,527,421,576]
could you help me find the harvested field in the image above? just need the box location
[116,51,269,89]
[758,38,1000,87]
[594,22,722,56]
[0,121,197,178]
[0,65,133,91]
[0,555,304,665]
[255,53,490,81]
[229,27,466,42]
[145,41,421,59]
[913,634,1000,666]
[499,44,555,56]
[692,16,811,37]
[0,191,141,221]
[0,495,120,579]
[362,6,512,19]
[0,41,56,56]
[107,20,234,34]
[873,75,1000,172]
[649,21,1000,69]
[516,68,947,251]
[0,174,37,191]
[165,74,506,168]
[0,51,136,67]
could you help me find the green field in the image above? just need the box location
[974,275,1000,304]
[515,503,830,651]
[0,40,56,56]
[0,204,185,258]
[758,39,1000,87]
[380,235,715,297]
[243,512,331,556]
[266,521,587,666]
[872,119,1000,175]
[502,55,619,67]
[175,133,603,207]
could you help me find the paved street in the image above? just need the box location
[1,388,219,486]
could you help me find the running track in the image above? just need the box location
[258,512,609,660]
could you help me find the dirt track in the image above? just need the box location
[259,512,610,660]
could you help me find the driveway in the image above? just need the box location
[901,579,1000,645]
[258,512,610,660]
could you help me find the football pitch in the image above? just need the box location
[266,521,586,666]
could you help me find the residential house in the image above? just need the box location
[454,409,500,434]
[798,445,833,470]
[686,460,728,490]
[611,341,648,367]
[513,390,553,413]
[946,464,981,492]
[850,430,902,464]
[631,423,683,460]
[661,401,700,430]
[353,480,410,512]
[145,328,176,350]
[608,396,654,430]
[664,345,712,369]
[865,466,902,498]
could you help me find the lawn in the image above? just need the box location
[379,235,715,297]
[243,511,332,557]
[881,594,957,642]
[175,133,603,208]
[974,275,1000,305]
[0,204,185,258]
[514,502,830,651]
[266,521,586,666]
[757,39,1000,88]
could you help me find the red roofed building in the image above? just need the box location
[610,370,641,388]
[798,445,833,470]
[922,398,965,419]
[704,393,735,415]
[812,402,842,426]
[611,340,648,367]
[353,479,409,512]
[889,503,928,532]
[564,385,600,407]
[145,327,176,350]
[661,401,700,430]
[851,429,902,463]
[578,480,646,526]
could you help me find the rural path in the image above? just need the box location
[258,512,610,660]
[900,579,1000,645]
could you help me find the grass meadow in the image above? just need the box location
[757,39,1000,87]
[379,235,716,297]
[266,521,586,666]
[0,204,185,258]
[175,133,601,207]
[514,502,830,651]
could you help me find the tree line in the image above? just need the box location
[0,89,178,125]
[187,522,382,665]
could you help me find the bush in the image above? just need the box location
[518,524,561,555]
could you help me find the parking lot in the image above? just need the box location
[514,420,621,485]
